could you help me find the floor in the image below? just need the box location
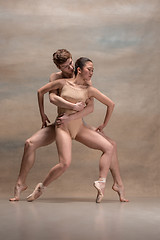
[1,197,160,240]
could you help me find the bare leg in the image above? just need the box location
[83,124,128,202]
[97,133,128,202]
[43,127,72,186]
[75,125,114,203]
[27,127,72,202]
[9,124,56,201]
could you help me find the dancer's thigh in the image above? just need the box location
[83,122,96,131]
[27,124,56,148]
[83,123,115,145]
[55,127,72,165]
[75,125,112,152]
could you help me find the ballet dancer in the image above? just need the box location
[10,50,128,203]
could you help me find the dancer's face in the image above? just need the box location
[80,61,94,82]
[59,58,74,75]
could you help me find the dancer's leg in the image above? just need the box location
[43,127,72,186]
[83,124,128,202]
[105,138,128,202]
[10,124,56,201]
[27,127,72,201]
[95,132,128,202]
[76,125,113,178]
[75,125,113,202]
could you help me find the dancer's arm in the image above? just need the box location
[49,73,84,111]
[38,79,85,128]
[48,73,93,123]
[56,97,94,125]
[49,91,85,111]
[38,80,66,128]
[88,87,115,131]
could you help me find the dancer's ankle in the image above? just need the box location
[113,181,123,188]
[42,183,47,189]
[97,177,106,183]
[16,178,25,185]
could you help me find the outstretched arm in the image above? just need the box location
[88,87,115,132]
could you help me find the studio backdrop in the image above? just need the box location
[0,0,159,198]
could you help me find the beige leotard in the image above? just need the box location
[57,80,89,139]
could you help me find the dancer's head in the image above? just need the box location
[53,49,74,75]
[74,57,94,82]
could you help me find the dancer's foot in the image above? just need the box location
[27,183,45,202]
[93,178,106,203]
[9,183,28,201]
[112,183,129,202]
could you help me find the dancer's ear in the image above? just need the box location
[77,67,81,74]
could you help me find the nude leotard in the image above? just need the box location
[57,80,89,139]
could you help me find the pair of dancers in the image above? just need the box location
[10,49,128,203]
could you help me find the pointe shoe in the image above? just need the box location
[93,178,106,203]
[27,183,45,202]
[9,184,28,201]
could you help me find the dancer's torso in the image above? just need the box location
[57,80,89,139]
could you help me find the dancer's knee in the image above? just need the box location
[104,142,114,155]
[111,140,117,150]
[25,138,35,150]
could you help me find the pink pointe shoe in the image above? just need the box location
[93,178,106,203]
[27,183,45,202]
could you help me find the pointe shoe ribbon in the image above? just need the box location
[27,183,45,202]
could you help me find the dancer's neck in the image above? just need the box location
[74,75,88,86]
[61,71,74,79]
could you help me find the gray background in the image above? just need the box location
[0,0,160,199]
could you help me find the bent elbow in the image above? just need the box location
[110,102,115,111]
[37,89,41,96]
[49,97,56,104]
[49,93,57,105]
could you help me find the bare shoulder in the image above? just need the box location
[87,85,98,97]
[49,72,63,82]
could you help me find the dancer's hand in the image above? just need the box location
[41,114,51,128]
[55,114,69,126]
[73,102,86,111]
[96,124,105,133]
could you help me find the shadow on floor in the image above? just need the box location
[24,197,119,203]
